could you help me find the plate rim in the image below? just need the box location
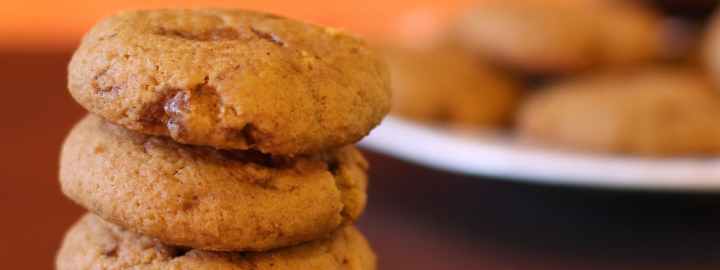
[360,116,720,193]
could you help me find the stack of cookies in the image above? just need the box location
[56,9,390,269]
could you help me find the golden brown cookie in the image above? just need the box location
[453,0,664,74]
[68,9,391,155]
[56,214,376,270]
[517,67,720,156]
[385,47,520,127]
[60,115,368,251]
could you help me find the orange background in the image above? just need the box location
[1,0,476,50]
[7,1,720,270]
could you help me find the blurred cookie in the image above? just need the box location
[57,214,376,270]
[385,47,520,127]
[517,67,720,156]
[60,115,368,251]
[68,9,391,155]
[703,12,720,84]
[454,0,664,74]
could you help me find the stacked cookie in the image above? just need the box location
[56,9,390,269]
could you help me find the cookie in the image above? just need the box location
[68,9,391,155]
[517,67,720,156]
[704,12,720,83]
[385,46,519,127]
[60,115,368,251]
[56,214,376,270]
[453,0,664,74]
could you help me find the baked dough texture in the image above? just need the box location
[56,214,376,270]
[68,9,391,155]
[60,115,368,251]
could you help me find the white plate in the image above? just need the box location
[360,117,720,192]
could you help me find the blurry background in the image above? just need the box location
[0,0,476,49]
[6,0,720,269]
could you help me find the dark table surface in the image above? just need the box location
[3,50,720,269]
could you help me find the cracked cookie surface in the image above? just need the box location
[60,115,368,251]
[68,9,391,155]
[56,214,376,270]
